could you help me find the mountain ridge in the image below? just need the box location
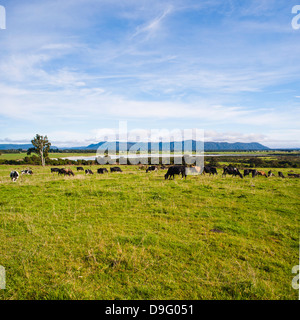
[0,141,269,151]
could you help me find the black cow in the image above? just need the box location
[58,168,74,176]
[288,173,300,178]
[203,166,218,175]
[21,169,33,175]
[85,169,94,175]
[77,167,84,171]
[243,169,257,177]
[110,167,122,173]
[51,168,60,173]
[165,166,186,180]
[222,166,243,179]
[146,166,158,173]
[10,170,19,182]
[97,168,108,174]
[160,165,167,170]
[278,171,285,178]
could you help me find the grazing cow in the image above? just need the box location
[203,166,218,175]
[288,173,300,178]
[51,168,60,173]
[85,169,93,175]
[110,167,122,173]
[21,169,33,175]
[222,166,243,179]
[77,167,84,171]
[138,164,148,170]
[146,166,158,173]
[257,171,268,178]
[278,171,285,178]
[165,166,186,180]
[243,169,256,177]
[160,165,167,170]
[10,170,19,182]
[97,168,108,174]
[268,170,275,177]
[186,166,202,175]
[58,168,74,176]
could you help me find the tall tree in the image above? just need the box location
[27,134,51,166]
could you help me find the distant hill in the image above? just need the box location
[0,144,34,150]
[0,144,58,150]
[69,140,269,151]
[0,141,269,151]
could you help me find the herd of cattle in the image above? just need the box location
[9,165,300,182]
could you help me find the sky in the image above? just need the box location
[0,0,299,148]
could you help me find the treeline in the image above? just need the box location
[1,154,299,168]
[205,156,300,168]
[0,155,96,166]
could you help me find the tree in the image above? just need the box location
[27,134,51,166]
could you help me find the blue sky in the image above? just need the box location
[0,0,299,148]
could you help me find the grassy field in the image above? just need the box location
[0,164,299,300]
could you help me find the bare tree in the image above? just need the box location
[27,134,51,166]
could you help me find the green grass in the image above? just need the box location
[0,165,299,300]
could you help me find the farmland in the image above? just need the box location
[0,163,299,300]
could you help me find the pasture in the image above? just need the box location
[0,165,299,300]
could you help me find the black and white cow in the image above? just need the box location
[21,169,33,175]
[268,170,275,177]
[10,170,19,182]
[146,166,158,173]
[85,169,94,175]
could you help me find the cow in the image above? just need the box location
[165,166,186,180]
[10,170,19,182]
[257,171,268,178]
[203,166,218,175]
[138,164,148,170]
[51,168,60,173]
[85,169,93,175]
[278,171,285,178]
[288,173,300,178]
[21,169,33,175]
[186,166,202,175]
[146,166,158,173]
[97,168,108,174]
[58,168,74,176]
[110,167,122,173]
[222,166,243,179]
[244,169,258,177]
[268,170,275,177]
[160,165,167,170]
[77,167,84,171]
